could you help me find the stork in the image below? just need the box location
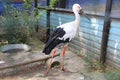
[42,4,83,74]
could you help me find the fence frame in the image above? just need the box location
[100,0,112,64]
[36,0,120,65]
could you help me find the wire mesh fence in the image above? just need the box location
[37,0,120,80]
[0,0,120,79]
[111,0,120,18]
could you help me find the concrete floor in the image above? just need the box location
[1,50,108,80]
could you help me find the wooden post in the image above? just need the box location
[100,0,112,64]
[46,0,50,42]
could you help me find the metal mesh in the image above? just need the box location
[65,0,106,15]
[37,0,47,6]
[37,0,106,14]
[111,0,120,18]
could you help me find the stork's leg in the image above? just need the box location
[45,49,56,75]
[61,45,67,71]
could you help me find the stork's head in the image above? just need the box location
[72,4,83,14]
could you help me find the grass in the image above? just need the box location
[104,68,120,80]
[28,36,45,51]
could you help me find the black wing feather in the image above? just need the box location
[50,28,65,38]
[42,28,66,55]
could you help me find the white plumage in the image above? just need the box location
[58,21,79,41]
[57,4,82,41]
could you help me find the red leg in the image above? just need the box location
[45,49,56,75]
[61,45,67,71]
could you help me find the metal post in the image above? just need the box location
[46,0,50,42]
[34,0,38,32]
[100,0,112,64]
[34,0,38,8]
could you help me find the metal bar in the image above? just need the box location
[100,0,112,64]
[34,0,38,8]
[38,6,78,14]
[46,0,50,42]
[37,6,120,20]
[38,6,90,21]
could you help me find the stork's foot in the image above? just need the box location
[44,71,49,75]
[61,67,67,71]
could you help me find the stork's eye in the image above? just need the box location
[77,6,80,9]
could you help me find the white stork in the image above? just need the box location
[42,4,83,74]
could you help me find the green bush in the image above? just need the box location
[0,3,37,44]
[0,0,57,44]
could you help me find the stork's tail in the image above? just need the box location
[42,39,61,55]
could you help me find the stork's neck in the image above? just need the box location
[74,11,80,26]
[73,11,80,37]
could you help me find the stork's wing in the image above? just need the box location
[50,28,65,39]
[43,28,66,52]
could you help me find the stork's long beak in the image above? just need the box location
[79,9,90,21]
[79,9,84,14]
